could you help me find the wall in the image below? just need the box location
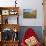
[0,0,44,26]
[0,0,15,7]
[18,0,44,26]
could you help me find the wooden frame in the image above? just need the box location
[0,7,19,24]
[23,9,37,18]
[2,10,9,15]
[0,7,19,16]
[0,7,19,46]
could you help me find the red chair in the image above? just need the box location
[21,28,41,46]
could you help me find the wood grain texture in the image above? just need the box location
[0,41,19,46]
[0,24,20,32]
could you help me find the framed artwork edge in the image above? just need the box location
[23,9,37,19]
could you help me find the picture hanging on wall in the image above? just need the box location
[23,9,37,18]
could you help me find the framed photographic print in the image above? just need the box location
[23,9,37,18]
[2,10,9,15]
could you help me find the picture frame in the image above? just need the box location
[9,10,17,15]
[23,9,37,18]
[2,10,9,15]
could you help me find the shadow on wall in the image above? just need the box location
[18,26,44,44]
